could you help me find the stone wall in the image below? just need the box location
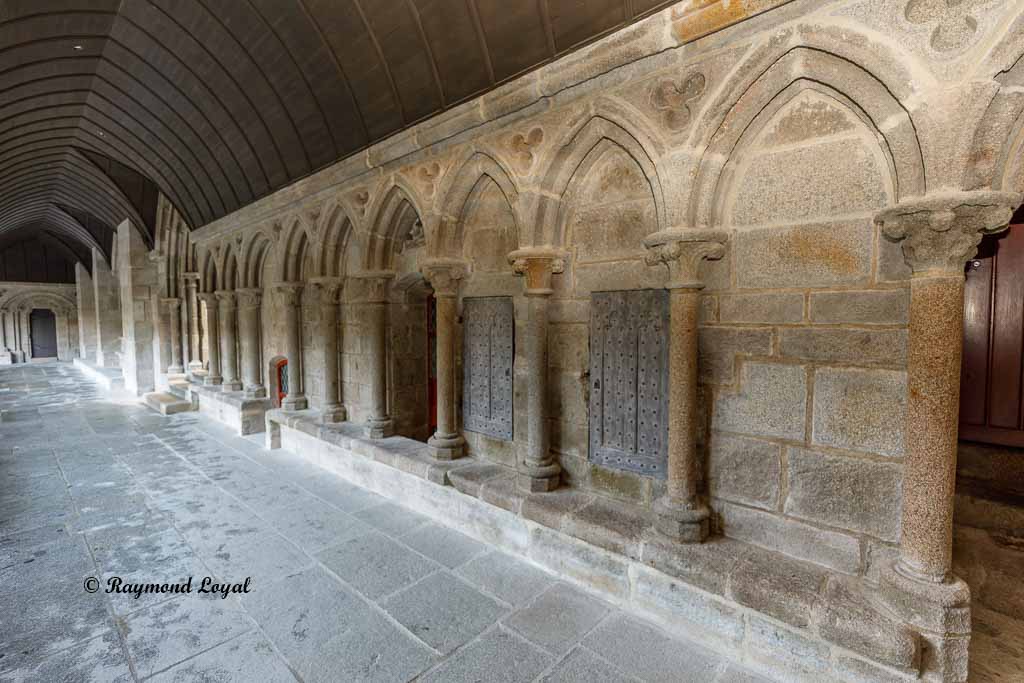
[184,0,1024,596]
[0,281,79,363]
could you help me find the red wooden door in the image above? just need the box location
[960,221,1024,447]
[276,359,288,408]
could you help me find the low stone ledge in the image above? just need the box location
[264,409,930,681]
[190,383,271,436]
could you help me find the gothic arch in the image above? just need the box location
[434,152,521,259]
[312,201,355,279]
[277,217,311,283]
[240,231,274,289]
[534,115,666,247]
[688,44,926,227]
[364,182,425,271]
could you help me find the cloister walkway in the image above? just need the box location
[0,362,770,682]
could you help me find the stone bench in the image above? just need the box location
[265,408,927,683]
[187,379,271,436]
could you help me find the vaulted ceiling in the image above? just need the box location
[1,0,674,267]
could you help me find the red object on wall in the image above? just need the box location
[960,218,1024,447]
[276,358,289,408]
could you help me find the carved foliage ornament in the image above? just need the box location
[508,248,566,295]
[421,260,467,297]
[874,191,1022,274]
[650,72,706,132]
[643,229,728,288]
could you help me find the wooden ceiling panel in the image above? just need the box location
[1,0,677,261]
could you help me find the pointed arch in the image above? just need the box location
[364,182,425,271]
[688,43,925,226]
[312,201,355,278]
[277,216,311,283]
[435,152,521,258]
[535,115,666,247]
[241,231,274,289]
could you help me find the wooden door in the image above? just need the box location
[29,309,57,359]
[960,223,1024,447]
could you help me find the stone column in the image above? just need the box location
[356,272,395,438]
[509,248,566,492]
[19,307,30,361]
[183,273,202,370]
[216,291,242,391]
[274,283,308,411]
[643,228,727,543]
[75,263,97,360]
[422,259,468,460]
[875,191,1020,586]
[165,298,184,374]
[156,298,178,374]
[236,288,266,398]
[309,278,346,422]
[92,248,122,367]
[196,293,222,386]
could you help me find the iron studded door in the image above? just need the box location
[589,289,669,478]
[463,297,514,440]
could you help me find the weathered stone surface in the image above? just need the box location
[812,367,907,457]
[786,447,903,540]
[733,220,874,289]
[712,362,807,441]
[719,292,804,323]
[707,433,781,510]
[562,497,651,560]
[812,575,920,671]
[810,289,909,325]
[745,614,831,678]
[631,564,745,646]
[698,327,773,383]
[780,328,907,366]
[728,548,826,628]
[717,501,861,573]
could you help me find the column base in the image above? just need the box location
[282,395,308,411]
[518,461,561,493]
[204,375,223,387]
[878,560,971,682]
[427,433,464,460]
[222,380,243,392]
[244,385,267,399]
[320,404,347,423]
[365,416,394,439]
[188,360,203,371]
[653,496,710,543]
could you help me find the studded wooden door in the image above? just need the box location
[589,289,669,478]
[463,297,514,440]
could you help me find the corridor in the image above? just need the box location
[0,362,767,682]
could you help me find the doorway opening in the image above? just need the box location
[29,309,57,359]
[269,356,288,408]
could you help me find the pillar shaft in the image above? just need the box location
[197,293,221,385]
[158,298,181,374]
[310,278,345,422]
[643,229,727,543]
[216,291,241,391]
[167,298,183,374]
[184,274,202,370]
[274,283,307,410]
[236,289,265,398]
[875,191,1020,583]
[356,273,394,438]
[422,260,467,460]
[509,249,566,492]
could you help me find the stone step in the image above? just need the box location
[144,391,193,415]
[167,382,190,401]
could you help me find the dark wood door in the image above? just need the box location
[960,222,1024,447]
[29,309,57,359]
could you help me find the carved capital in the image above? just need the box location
[271,282,304,308]
[182,271,200,282]
[642,228,728,289]
[350,271,395,303]
[235,288,263,308]
[214,290,237,310]
[421,258,468,297]
[508,247,567,296]
[874,191,1022,275]
[308,277,345,306]
[195,292,217,306]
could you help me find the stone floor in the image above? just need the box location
[0,362,770,682]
